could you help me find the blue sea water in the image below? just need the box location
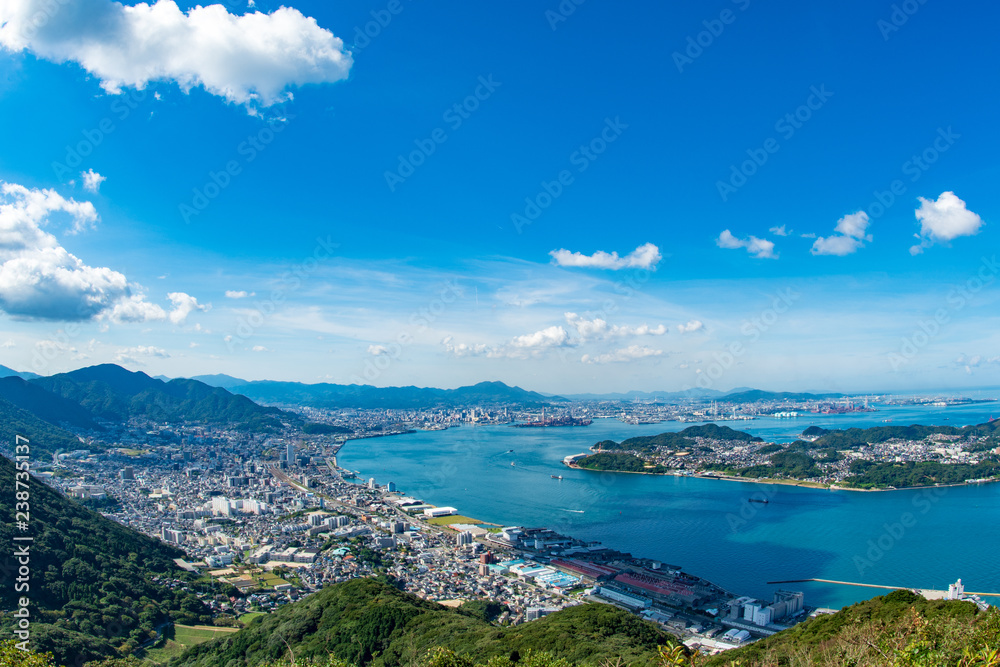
[339,403,1000,609]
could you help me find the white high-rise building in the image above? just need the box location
[368,477,377,489]
[948,579,965,600]
[211,496,232,516]
[286,442,295,467]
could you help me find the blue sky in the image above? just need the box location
[0,0,998,393]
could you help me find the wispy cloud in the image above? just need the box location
[114,345,169,365]
[582,345,663,364]
[954,353,1000,375]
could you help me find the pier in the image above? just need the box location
[767,578,1000,598]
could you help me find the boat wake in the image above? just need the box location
[560,509,584,513]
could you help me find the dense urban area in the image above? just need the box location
[4,379,997,661]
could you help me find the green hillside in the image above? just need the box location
[704,589,999,666]
[170,578,676,667]
[0,376,104,431]
[0,397,89,455]
[0,454,213,664]
[28,364,293,431]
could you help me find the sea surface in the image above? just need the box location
[338,402,1000,609]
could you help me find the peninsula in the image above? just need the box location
[568,420,1000,490]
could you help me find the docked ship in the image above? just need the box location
[511,408,592,428]
[514,417,592,427]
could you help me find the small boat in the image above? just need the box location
[551,475,563,480]
[505,449,514,453]
[510,462,516,467]
[748,498,769,504]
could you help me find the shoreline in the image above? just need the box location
[565,461,999,492]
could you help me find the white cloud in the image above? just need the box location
[1,339,14,348]
[549,242,661,270]
[0,181,164,321]
[769,225,791,236]
[509,325,570,350]
[225,289,254,299]
[114,345,169,364]
[811,211,873,256]
[80,169,106,193]
[564,312,666,340]
[252,345,268,352]
[677,319,704,334]
[954,353,1000,375]
[105,293,167,323]
[443,325,571,360]
[167,292,209,324]
[716,230,777,259]
[441,337,492,358]
[581,345,663,364]
[367,344,388,356]
[0,0,353,109]
[910,192,984,255]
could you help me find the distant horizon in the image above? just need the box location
[5,361,1000,400]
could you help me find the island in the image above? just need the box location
[567,420,1000,490]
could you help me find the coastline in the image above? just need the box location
[565,461,999,492]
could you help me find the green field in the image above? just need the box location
[142,625,240,665]
[239,611,268,626]
[254,572,291,588]
[426,515,483,526]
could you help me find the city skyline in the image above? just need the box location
[0,0,998,393]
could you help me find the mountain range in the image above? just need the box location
[0,364,298,452]
[207,378,567,409]
[0,363,40,380]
